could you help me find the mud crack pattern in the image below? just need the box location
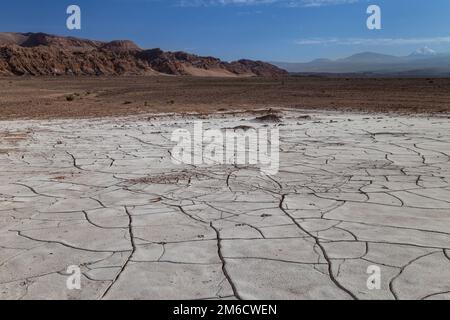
[0,111,449,300]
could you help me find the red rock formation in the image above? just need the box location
[0,32,287,77]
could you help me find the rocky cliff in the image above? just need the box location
[0,32,287,77]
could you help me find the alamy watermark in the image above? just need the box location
[171,121,279,176]
[367,5,381,30]
[66,265,81,290]
[66,5,81,30]
[367,265,381,290]
[66,4,380,32]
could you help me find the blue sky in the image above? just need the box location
[1,0,449,62]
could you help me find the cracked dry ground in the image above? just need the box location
[0,110,449,300]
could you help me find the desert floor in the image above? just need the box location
[0,77,450,299]
[1,76,450,120]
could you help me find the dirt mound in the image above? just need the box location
[0,32,287,77]
[254,114,283,123]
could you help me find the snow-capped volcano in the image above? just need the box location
[410,46,437,57]
[273,47,450,76]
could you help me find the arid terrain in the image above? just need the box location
[0,32,286,77]
[1,108,450,299]
[0,75,450,300]
[1,76,450,120]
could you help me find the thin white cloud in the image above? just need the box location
[300,0,358,7]
[177,0,359,7]
[295,36,450,46]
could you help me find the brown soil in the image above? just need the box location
[1,76,450,120]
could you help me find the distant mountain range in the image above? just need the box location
[0,32,287,77]
[273,47,450,77]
